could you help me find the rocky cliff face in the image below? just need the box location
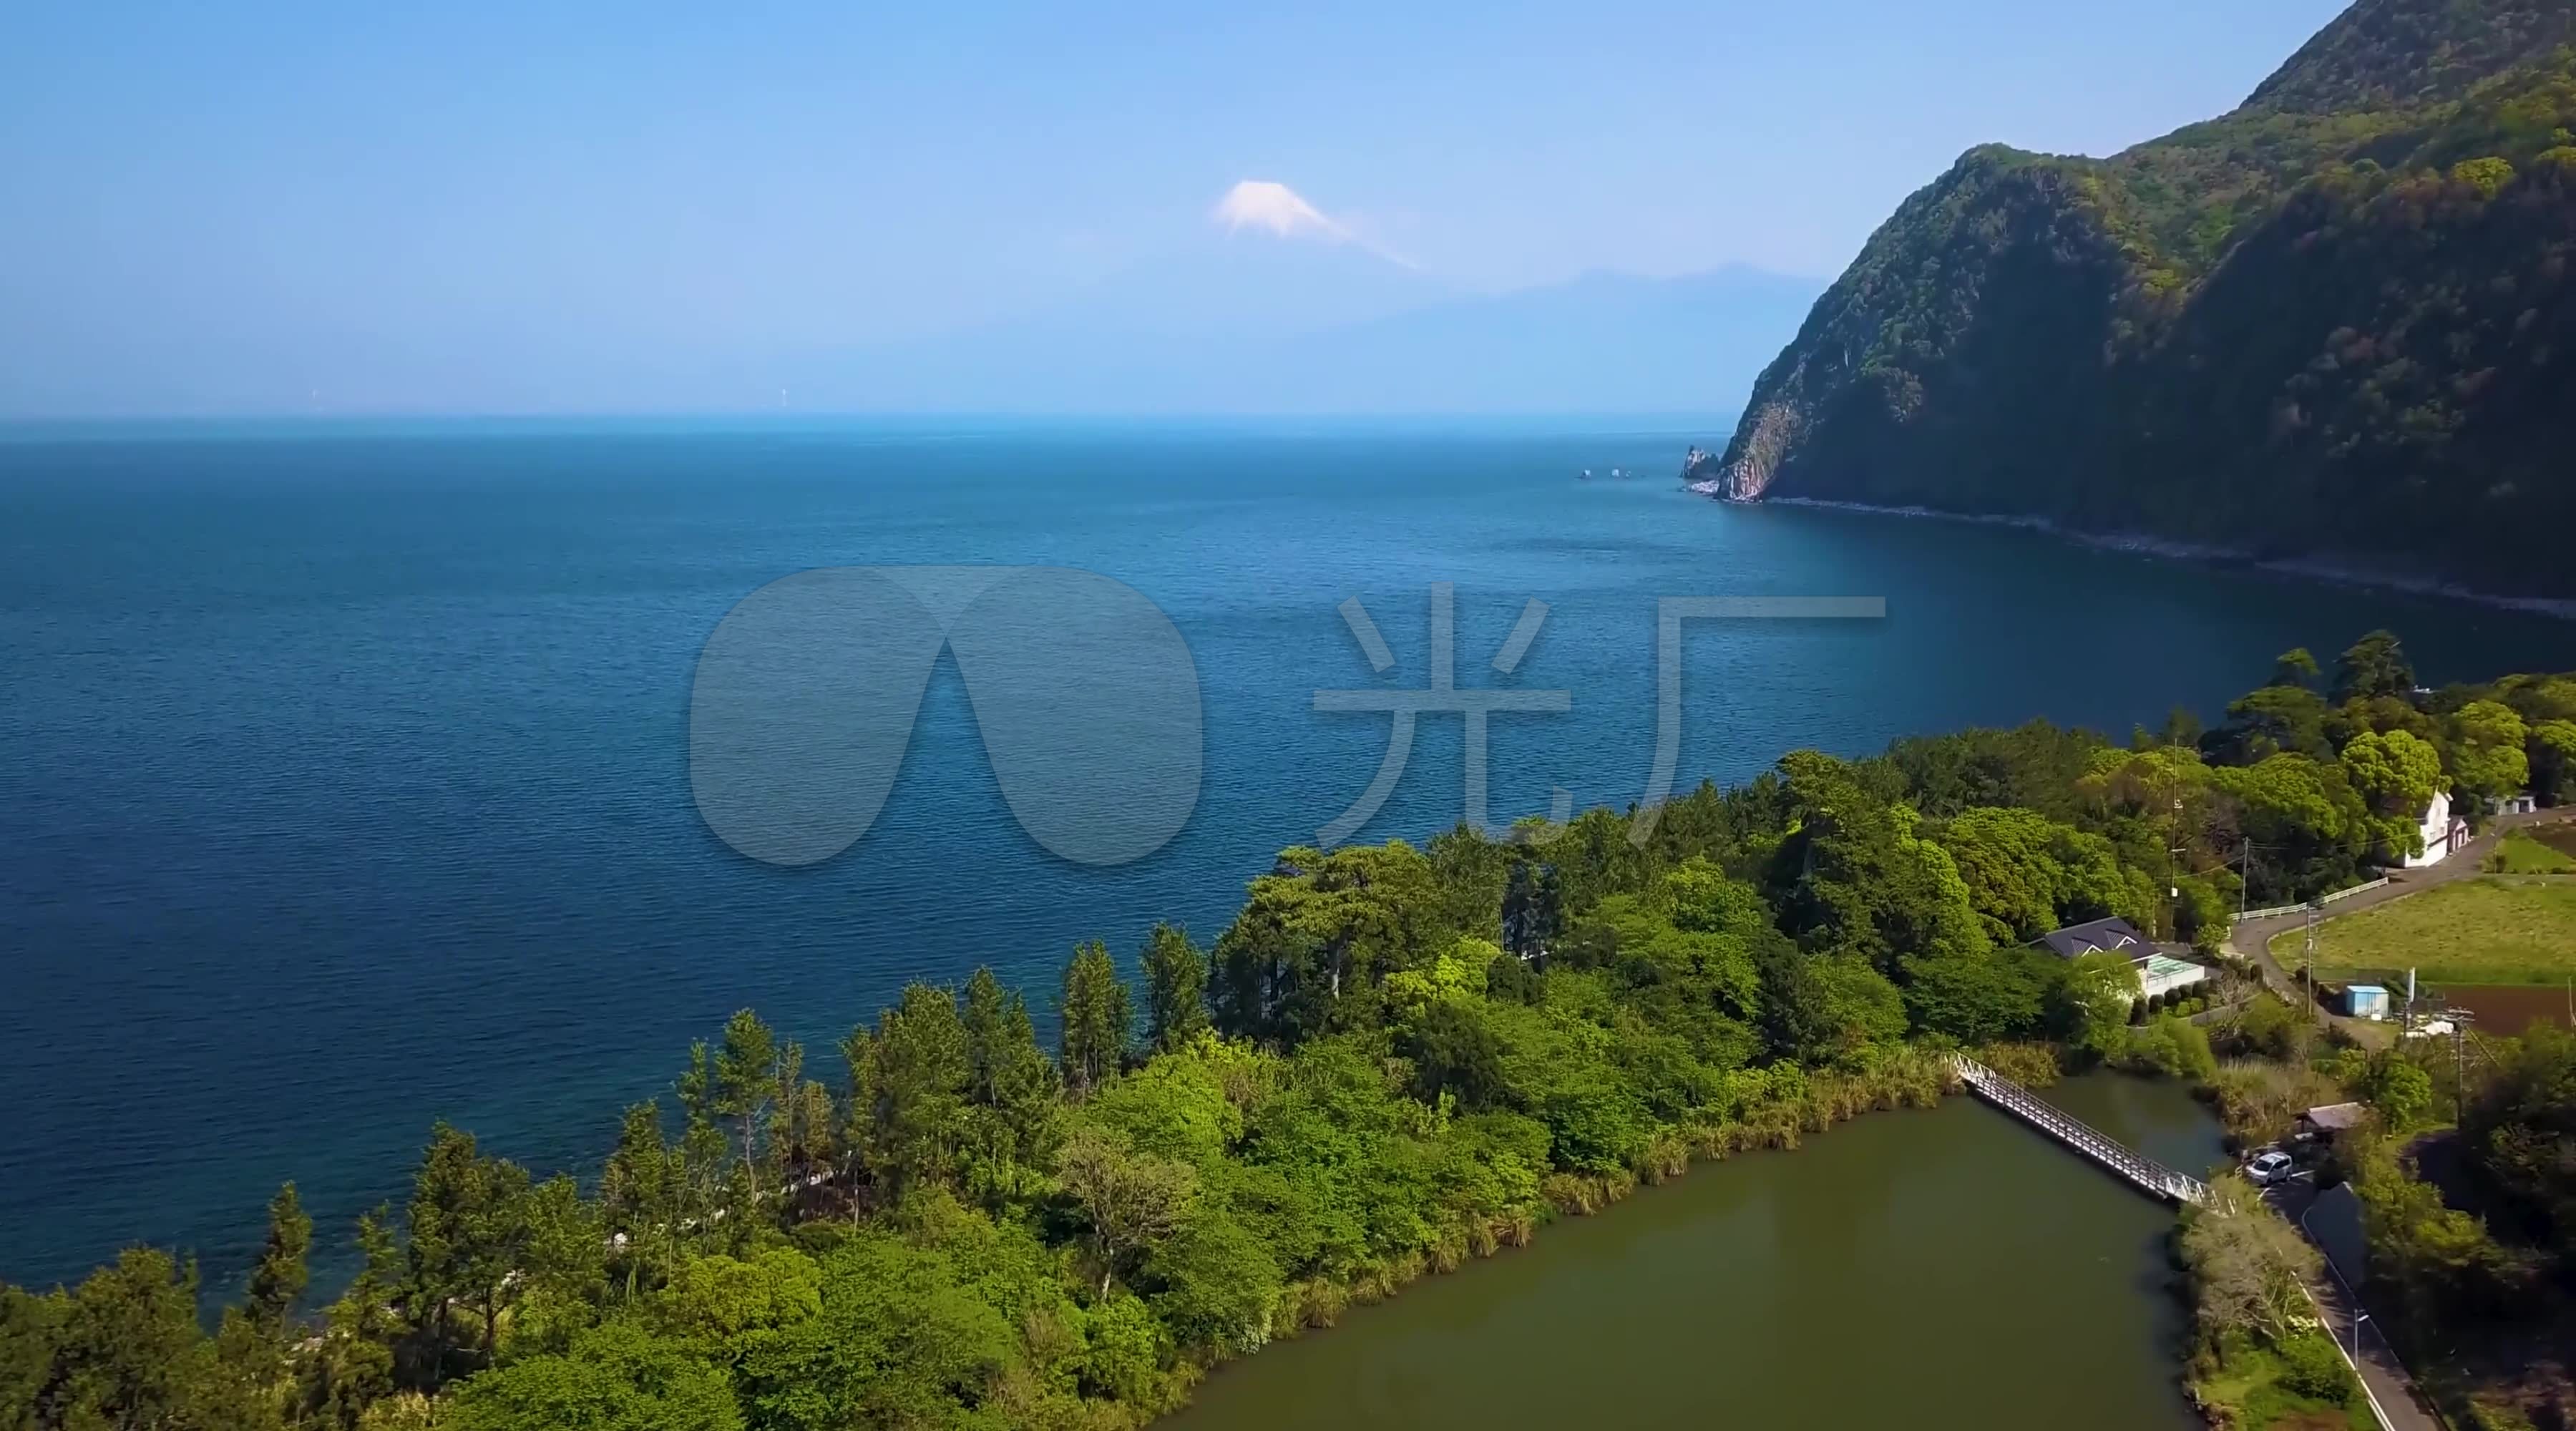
[1709,0,2576,596]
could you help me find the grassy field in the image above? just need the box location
[2275,876,2576,986]
[2487,829,2576,874]
[2528,821,2576,861]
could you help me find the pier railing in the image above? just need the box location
[1949,1054,2209,1206]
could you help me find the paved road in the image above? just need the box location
[2228,809,2573,1042]
[2265,1178,2444,1431]
[2215,816,2576,1430]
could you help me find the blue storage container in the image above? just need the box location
[2343,985,2391,1020]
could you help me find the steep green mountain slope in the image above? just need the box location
[1699,0,2576,597]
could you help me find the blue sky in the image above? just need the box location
[1,0,2350,414]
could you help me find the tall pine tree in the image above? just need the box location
[244,1181,311,1331]
[1138,923,1209,1053]
[711,1008,779,1178]
[1059,941,1132,1094]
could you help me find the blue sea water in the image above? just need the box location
[4,417,2573,1295]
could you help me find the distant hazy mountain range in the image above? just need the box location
[807,241,1822,415]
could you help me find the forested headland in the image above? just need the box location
[1697,0,2576,598]
[7,630,2576,1431]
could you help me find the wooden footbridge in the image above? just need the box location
[1950,1054,2209,1206]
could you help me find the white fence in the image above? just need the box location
[2232,876,2392,925]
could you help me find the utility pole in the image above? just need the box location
[2303,904,2321,1010]
[2167,797,2186,940]
[2447,1007,2477,1118]
[2169,843,2188,940]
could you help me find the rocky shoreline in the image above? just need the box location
[1674,464,2576,621]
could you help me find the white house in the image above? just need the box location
[2406,788,2468,868]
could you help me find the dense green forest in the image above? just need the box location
[1697,0,2576,597]
[2350,1025,2576,1429]
[6,633,2575,1430]
[2175,988,2576,1429]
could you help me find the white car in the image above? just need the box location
[2245,1150,2296,1186]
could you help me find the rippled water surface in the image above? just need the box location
[6,418,2572,1289]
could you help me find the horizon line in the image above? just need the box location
[0,409,1747,441]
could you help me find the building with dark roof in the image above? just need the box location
[2031,917,2211,1003]
[2035,916,2151,961]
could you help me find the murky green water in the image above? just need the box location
[1174,1075,2224,1431]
